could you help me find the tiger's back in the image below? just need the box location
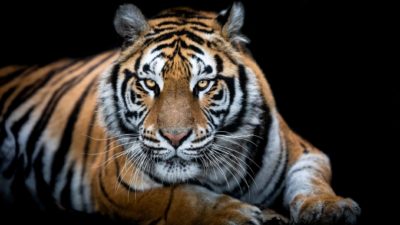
[0,51,118,210]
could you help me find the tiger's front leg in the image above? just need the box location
[92,180,265,225]
[90,157,270,225]
[284,142,361,224]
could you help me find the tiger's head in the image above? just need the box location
[99,3,274,184]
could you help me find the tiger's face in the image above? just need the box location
[123,44,240,183]
[100,4,266,183]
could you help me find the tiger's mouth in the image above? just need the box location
[152,156,202,183]
[164,156,191,166]
[137,134,214,183]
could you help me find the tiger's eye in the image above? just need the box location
[145,79,156,89]
[197,80,209,89]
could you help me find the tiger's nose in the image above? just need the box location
[160,129,191,148]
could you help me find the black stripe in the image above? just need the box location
[143,146,167,152]
[215,55,223,73]
[97,139,122,208]
[145,27,177,38]
[2,106,34,178]
[120,70,134,109]
[99,167,122,208]
[137,109,145,118]
[151,40,178,53]
[164,186,175,222]
[80,111,97,211]
[229,103,271,196]
[134,54,142,71]
[152,26,178,34]
[204,65,213,74]
[186,44,204,55]
[127,109,142,119]
[60,162,75,209]
[110,64,120,93]
[192,133,212,143]
[215,75,234,112]
[136,110,149,128]
[223,51,238,65]
[144,32,176,46]
[169,41,182,59]
[0,87,16,116]
[49,78,97,189]
[142,64,151,74]
[156,21,183,27]
[263,149,288,203]
[183,30,205,45]
[0,66,30,85]
[209,109,227,119]
[211,88,224,101]
[187,21,209,27]
[111,66,127,135]
[110,65,135,134]
[206,122,215,131]
[114,158,138,193]
[10,154,37,209]
[130,89,136,104]
[142,168,170,186]
[0,60,78,147]
[23,58,97,175]
[190,26,214,34]
[145,30,205,46]
[33,148,58,209]
[202,109,217,128]
[219,65,247,133]
[143,135,161,143]
[257,145,284,197]
[156,20,210,29]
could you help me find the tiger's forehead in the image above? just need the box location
[148,7,219,28]
[135,17,221,79]
[138,39,217,81]
[119,8,238,81]
[145,8,221,48]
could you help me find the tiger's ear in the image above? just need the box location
[217,2,249,44]
[114,4,149,42]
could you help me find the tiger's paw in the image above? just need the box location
[260,209,289,225]
[290,195,361,224]
[208,199,263,225]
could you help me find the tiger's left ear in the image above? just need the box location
[114,4,149,42]
[217,2,249,44]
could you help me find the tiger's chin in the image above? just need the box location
[152,157,201,183]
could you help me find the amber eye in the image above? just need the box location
[145,79,156,89]
[197,80,210,90]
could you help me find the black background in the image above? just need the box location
[0,0,392,224]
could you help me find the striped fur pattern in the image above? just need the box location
[0,3,360,225]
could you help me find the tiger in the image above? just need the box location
[0,3,361,225]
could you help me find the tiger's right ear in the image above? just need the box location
[217,2,249,44]
[114,4,149,42]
